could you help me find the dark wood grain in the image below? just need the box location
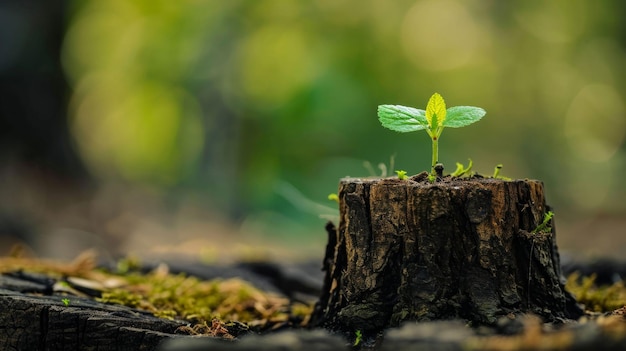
[312,176,582,335]
[0,285,185,351]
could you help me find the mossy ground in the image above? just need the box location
[98,262,313,332]
[0,250,313,337]
[1,248,625,341]
[566,272,626,313]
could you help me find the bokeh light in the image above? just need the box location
[401,0,488,71]
[565,84,625,163]
[56,0,626,249]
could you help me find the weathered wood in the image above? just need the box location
[0,287,185,351]
[0,260,324,351]
[3,257,626,350]
[312,175,582,335]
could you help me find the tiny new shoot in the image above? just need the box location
[378,93,485,182]
[327,193,339,203]
[493,164,503,178]
[395,170,408,180]
[62,298,70,306]
[492,164,512,180]
[451,159,473,178]
[532,211,554,234]
[354,330,363,347]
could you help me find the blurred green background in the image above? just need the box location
[2,0,626,259]
[64,0,625,243]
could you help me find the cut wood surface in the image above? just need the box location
[313,175,582,334]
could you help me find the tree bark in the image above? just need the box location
[312,175,582,335]
[0,287,185,351]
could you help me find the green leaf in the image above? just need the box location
[425,93,446,130]
[443,106,486,128]
[378,105,428,133]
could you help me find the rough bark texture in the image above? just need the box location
[0,287,185,351]
[2,257,626,350]
[312,176,582,334]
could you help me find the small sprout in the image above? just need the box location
[427,164,444,183]
[532,211,554,234]
[395,170,408,180]
[378,93,486,179]
[493,164,502,178]
[354,330,363,347]
[451,159,473,177]
[492,164,512,180]
[451,163,464,177]
[327,193,339,203]
[62,298,70,306]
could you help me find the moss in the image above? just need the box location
[97,268,313,329]
[0,251,314,335]
[115,256,142,274]
[566,272,626,312]
[98,290,143,308]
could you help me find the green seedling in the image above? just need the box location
[354,329,363,347]
[532,211,554,234]
[327,193,339,203]
[395,170,408,180]
[378,93,486,181]
[451,159,473,177]
[491,164,512,180]
[492,164,502,178]
[62,298,70,306]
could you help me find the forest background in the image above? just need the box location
[1,0,624,260]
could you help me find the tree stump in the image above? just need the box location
[312,174,582,335]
